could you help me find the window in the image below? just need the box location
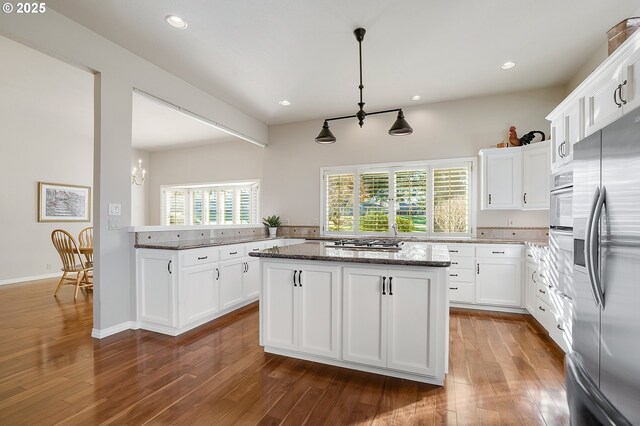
[322,160,473,237]
[162,181,259,226]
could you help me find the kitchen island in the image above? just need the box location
[249,241,451,385]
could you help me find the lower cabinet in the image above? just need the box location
[342,266,439,376]
[525,262,538,314]
[262,261,339,358]
[243,258,260,298]
[475,258,522,307]
[219,261,245,310]
[180,262,219,326]
[138,250,177,328]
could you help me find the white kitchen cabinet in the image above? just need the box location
[262,261,339,358]
[219,260,245,311]
[447,244,475,304]
[550,115,565,169]
[342,265,439,376]
[522,141,550,209]
[621,45,640,112]
[480,148,523,210]
[476,253,523,308]
[137,250,177,328]
[585,68,624,136]
[243,258,260,298]
[525,262,538,315]
[180,262,219,326]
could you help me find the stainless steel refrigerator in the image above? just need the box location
[570,109,640,425]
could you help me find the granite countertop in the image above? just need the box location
[305,236,548,247]
[134,236,283,250]
[249,241,451,267]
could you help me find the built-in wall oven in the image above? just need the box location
[550,168,573,230]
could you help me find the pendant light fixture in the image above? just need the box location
[315,28,413,144]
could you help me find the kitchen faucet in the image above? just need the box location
[391,223,398,237]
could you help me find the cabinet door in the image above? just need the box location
[138,251,177,327]
[219,261,244,310]
[298,265,339,359]
[342,266,387,368]
[386,269,437,375]
[482,150,522,209]
[476,259,522,307]
[243,258,260,299]
[522,143,550,209]
[180,263,219,326]
[585,70,623,136]
[621,45,640,113]
[550,115,565,170]
[565,99,584,153]
[262,263,298,350]
[525,263,538,314]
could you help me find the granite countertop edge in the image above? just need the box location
[248,251,451,267]
[134,236,282,250]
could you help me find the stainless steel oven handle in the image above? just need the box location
[585,187,600,307]
[589,186,606,308]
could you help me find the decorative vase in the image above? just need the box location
[268,227,277,237]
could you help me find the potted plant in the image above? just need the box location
[262,215,282,237]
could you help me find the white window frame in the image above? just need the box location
[161,179,260,226]
[320,157,477,238]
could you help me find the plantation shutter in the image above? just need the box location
[207,190,218,224]
[432,165,470,234]
[325,173,355,232]
[222,190,234,224]
[164,189,187,225]
[358,171,390,232]
[238,188,252,224]
[394,169,428,233]
[192,191,203,224]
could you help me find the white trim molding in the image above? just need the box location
[0,272,62,286]
[91,321,139,339]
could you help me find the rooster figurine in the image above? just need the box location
[509,125,546,146]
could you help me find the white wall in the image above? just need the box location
[263,86,565,229]
[131,149,149,226]
[147,140,265,225]
[566,42,608,94]
[0,10,268,332]
[0,36,93,283]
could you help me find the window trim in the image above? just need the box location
[160,179,260,226]
[320,157,477,238]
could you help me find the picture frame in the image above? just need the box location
[38,182,91,222]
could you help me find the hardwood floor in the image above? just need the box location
[0,278,569,425]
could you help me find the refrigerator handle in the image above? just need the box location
[585,187,601,307]
[589,186,607,308]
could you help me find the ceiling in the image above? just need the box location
[48,0,640,126]
[131,93,239,151]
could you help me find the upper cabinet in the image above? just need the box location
[548,29,640,166]
[479,141,549,211]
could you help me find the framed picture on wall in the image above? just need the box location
[38,182,91,222]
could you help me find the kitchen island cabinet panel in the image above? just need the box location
[263,264,298,351]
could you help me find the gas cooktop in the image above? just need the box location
[331,239,404,250]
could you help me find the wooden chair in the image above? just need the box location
[78,226,93,264]
[51,230,93,300]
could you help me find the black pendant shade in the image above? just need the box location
[315,28,412,144]
[315,121,336,144]
[388,110,413,136]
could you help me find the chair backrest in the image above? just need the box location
[78,226,93,248]
[51,229,82,272]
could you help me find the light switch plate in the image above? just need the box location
[108,203,121,216]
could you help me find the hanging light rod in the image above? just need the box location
[315,28,413,144]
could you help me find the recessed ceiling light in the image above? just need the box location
[165,15,188,29]
[278,100,291,106]
[411,95,422,101]
[500,61,516,70]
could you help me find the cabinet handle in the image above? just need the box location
[614,84,622,107]
[539,274,545,279]
[449,249,458,253]
[477,264,480,274]
[620,80,628,105]
[450,274,458,277]
[216,268,219,280]
[229,251,238,255]
[524,192,527,204]
[532,271,537,283]
[538,289,546,294]
[527,253,533,258]
[388,277,393,295]
[246,262,249,273]
[557,324,565,332]
[293,270,298,287]
[492,251,505,254]
[298,270,302,287]
[489,193,492,205]
[451,262,458,265]
[382,276,386,295]
[168,260,172,274]
[449,287,458,290]
[538,306,546,312]
[197,256,208,260]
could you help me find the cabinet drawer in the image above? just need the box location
[448,268,474,283]
[550,289,573,327]
[448,282,474,303]
[476,246,523,259]
[219,245,245,261]
[244,241,267,256]
[449,256,474,269]
[534,298,554,331]
[446,245,474,257]
[180,247,219,267]
[536,281,551,305]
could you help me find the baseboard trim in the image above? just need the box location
[0,272,62,286]
[449,303,528,314]
[91,321,139,339]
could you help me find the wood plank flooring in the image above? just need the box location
[0,278,569,425]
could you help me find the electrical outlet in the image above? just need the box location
[108,217,120,230]
[507,218,514,227]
